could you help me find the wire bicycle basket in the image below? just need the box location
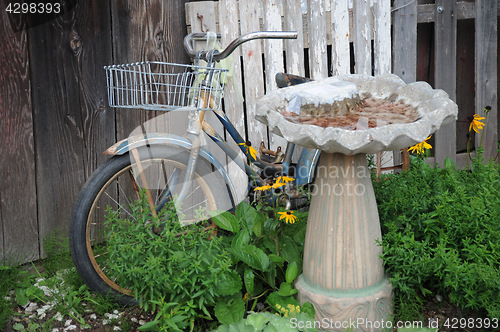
[104,61,227,111]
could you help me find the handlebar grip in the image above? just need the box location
[184,31,298,62]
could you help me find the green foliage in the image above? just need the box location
[107,193,312,329]
[373,153,500,320]
[0,264,18,329]
[215,311,318,332]
[105,196,235,330]
[41,230,74,276]
[212,202,314,324]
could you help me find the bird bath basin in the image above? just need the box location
[256,74,457,331]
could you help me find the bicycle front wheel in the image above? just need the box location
[69,145,234,305]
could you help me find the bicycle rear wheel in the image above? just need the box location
[70,146,234,305]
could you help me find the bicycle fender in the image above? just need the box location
[104,133,237,200]
[295,148,321,186]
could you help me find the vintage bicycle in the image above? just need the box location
[69,31,322,305]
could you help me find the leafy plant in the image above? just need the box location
[215,311,318,332]
[105,196,235,330]
[210,200,312,323]
[0,264,18,329]
[374,152,500,320]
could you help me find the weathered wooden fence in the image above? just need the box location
[0,0,498,265]
[186,0,499,169]
[0,0,207,264]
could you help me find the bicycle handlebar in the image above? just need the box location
[184,31,298,63]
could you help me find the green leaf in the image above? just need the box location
[231,229,251,248]
[15,288,28,307]
[246,312,271,330]
[13,323,25,331]
[264,218,280,234]
[236,201,260,231]
[252,217,263,237]
[231,244,270,271]
[277,282,298,297]
[210,211,240,233]
[285,261,298,284]
[268,254,286,265]
[243,268,255,295]
[279,236,302,266]
[300,302,316,319]
[137,319,160,331]
[216,270,243,296]
[443,157,455,171]
[214,297,245,325]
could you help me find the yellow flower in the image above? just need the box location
[408,135,432,155]
[278,211,298,224]
[243,292,248,301]
[238,142,258,160]
[275,176,295,184]
[469,114,486,133]
[272,182,287,189]
[254,184,272,191]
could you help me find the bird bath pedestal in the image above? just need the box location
[295,151,392,331]
[256,74,458,331]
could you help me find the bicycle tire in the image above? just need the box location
[69,145,234,305]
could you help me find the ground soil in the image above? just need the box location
[4,296,494,332]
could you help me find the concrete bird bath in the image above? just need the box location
[256,74,457,331]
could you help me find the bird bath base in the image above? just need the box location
[295,152,393,331]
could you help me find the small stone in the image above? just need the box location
[54,312,63,321]
[65,319,72,327]
[130,317,137,323]
[64,325,77,331]
[113,327,122,331]
[25,302,38,312]
[89,313,97,320]
[139,320,146,326]
[435,294,443,302]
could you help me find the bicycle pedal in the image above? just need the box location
[259,142,284,163]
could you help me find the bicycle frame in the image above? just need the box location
[104,81,320,214]
[104,31,321,213]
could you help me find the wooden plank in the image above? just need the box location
[373,0,391,75]
[434,0,457,165]
[238,0,268,146]
[0,5,38,263]
[308,0,328,79]
[456,19,475,153]
[185,1,228,174]
[416,2,500,23]
[187,2,377,49]
[111,1,192,140]
[284,0,305,76]
[218,0,248,203]
[330,0,350,75]
[29,0,114,257]
[263,0,287,151]
[353,0,372,75]
[475,0,498,160]
[392,0,417,83]
[283,0,306,163]
[374,0,397,169]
